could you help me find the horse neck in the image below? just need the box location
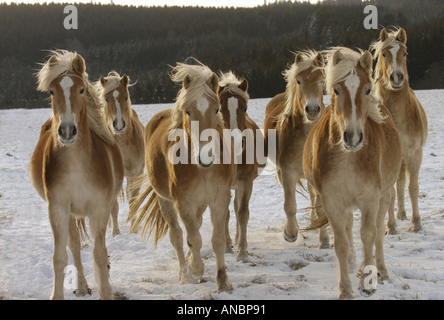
[376,79,410,114]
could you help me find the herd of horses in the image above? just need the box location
[29,27,428,300]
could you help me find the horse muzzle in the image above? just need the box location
[58,122,78,145]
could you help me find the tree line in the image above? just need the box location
[0,0,442,109]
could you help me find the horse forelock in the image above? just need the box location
[169,60,220,130]
[36,50,87,92]
[219,71,249,104]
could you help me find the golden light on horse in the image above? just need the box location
[96,71,145,236]
[370,27,428,233]
[128,59,236,292]
[264,49,327,246]
[29,50,124,300]
[303,47,402,299]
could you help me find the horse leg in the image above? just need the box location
[157,197,188,283]
[386,187,398,235]
[89,211,113,300]
[110,198,121,237]
[313,189,330,249]
[225,208,234,253]
[280,167,299,242]
[234,178,253,262]
[68,217,90,296]
[176,202,204,282]
[358,200,379,297]
[210,188,233,293]
[376,191,391,281]
[345,209,355,272]
[396,160,407,220]
[48,203,69,300]
[407,151,423,232]
[324,200,353,299]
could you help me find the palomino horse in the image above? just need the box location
[97,71,145,236]
[303,47,401,299]
[263,50,328,246]
[370,27,428,234]
[218,71,264,262]
[128,60,236,292]
[30,50,124,299]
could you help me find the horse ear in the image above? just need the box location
[72,53,86,76]
[100,76,107,87]
[183,74,192,90]
[396,27,407,44]
[359,51,373,73]
[121,74,129,88]
[314,52,324,67]
[380,28,388,42]
[48,56,58,66]
[295,53,303,64]
[208,73,219,94]
[239,78,248,92]
[332,50,344,66]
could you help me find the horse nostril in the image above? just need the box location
[358,132,363,144]
[305,106,310,114]
[58,126,64,137]
[71,125,77,137]
[390,74,394,82]
[316,105,321,113]
[343,131,349,145]
[398,73,404,81]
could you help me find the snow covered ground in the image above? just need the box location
[1,90,443,301]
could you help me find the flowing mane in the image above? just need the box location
[36,50,114,145]
[324,47,385,124]
[169,59,222,129]
[280,49,322,121]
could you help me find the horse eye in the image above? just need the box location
[296,80,301,85]
[125,97,128,101]
[334,88,339,95]
[365,88,371,95]
[186,110,190,116]
[243,108,247,112]
[403,52,407,57]
[215,108,219,114]
[80,88,84,95]
[105,98,109,102]
[382,53,386,58]
[49,90,54,96]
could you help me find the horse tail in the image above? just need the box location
[302,212,329,231]
[75,218,90,243]
[127,175,169,247]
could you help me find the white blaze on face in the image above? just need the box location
[389,43,400,81]
[113,90,124,130]
[197,97,209,116]
[59,76,75,123]
[227,97,239,130]
[344,74,361,146]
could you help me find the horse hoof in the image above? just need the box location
[386,227,398,235]
[396,211,407,220]
[74,287,92,297]
[337,291,354,300]
[226,246,234,254]
[408,223,422,233]
[359,286,377,297]
[319,241,330,249]
[217,282,233,293]
[236,252,250,263]
[187,269,204,281]
[283,229,298,243]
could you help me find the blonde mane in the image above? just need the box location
[36,50,115,145]
[324,47,385,124]
[279,50,322,122]
[169,59,221,129]
[218,71,250,103]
